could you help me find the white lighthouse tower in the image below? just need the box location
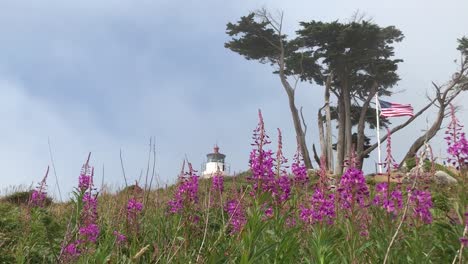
[202,145,229,178]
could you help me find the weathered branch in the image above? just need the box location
[260,9,313,169]
[399,55,467,163]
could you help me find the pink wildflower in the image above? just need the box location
[225,199,246,234]
[337,167,369,214]
[291,146,308,185]
[300,187,335,225]
[168,162,199,214]
[373,183,403,215]
[445,104,468,170]
[30,166,49,207]
[113,231,127,245]
[409,189,433,224]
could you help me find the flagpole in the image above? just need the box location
[375,94,382,174]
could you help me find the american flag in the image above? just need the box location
[379,99,414,117]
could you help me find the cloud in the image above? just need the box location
[0,0,467,198]
[0,78,153,198]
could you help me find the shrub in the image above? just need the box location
[2,190,52,206]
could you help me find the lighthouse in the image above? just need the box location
[202,145,229,178]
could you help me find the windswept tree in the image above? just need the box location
[225,9,457,175]
[225,10,320,169]
[293,19,404,173]
[226,10,405,173]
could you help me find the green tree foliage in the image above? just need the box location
[225,11,404,172]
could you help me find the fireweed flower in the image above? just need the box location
[81,191,99,228]
[63,241,81,257]
[211,171,224,194]
[300,155,335,225]
[373,183,403,215]
[30,166,49,207]
[127,198,143,212]
[113,231,127,245]
[225,199,246,234]
[30,190,47,207]
[79,163,93,191]
[79,224,100,243]
[300,187,336,225]
[274,175,291,203]
[248,110,276,194]
[264,206,274,219]
[460,237,468,247]
[337,167,369,214]
[168,163,199,214]
[127,197,143,230]
[62,155,100,260]
[291,146,308,185]
[445,104,468,169]
[285,216,297,228]
[80,171,100,244]
[409,189,433,224]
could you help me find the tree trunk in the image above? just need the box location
[342,79,353,163]
[400,105,446,165]
[318,109,326,162]
[324,75,334,172]
[356,84,378,169]
[285,90,313,169]
[277,38,313,169]
[335,95,346,175]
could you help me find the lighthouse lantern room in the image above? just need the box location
[202,145,228,178]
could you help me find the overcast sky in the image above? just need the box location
[1,0,467,199]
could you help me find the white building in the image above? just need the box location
[202,145,229,178]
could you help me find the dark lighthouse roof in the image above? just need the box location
[206,145,225,161]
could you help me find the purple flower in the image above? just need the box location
[285,217,297,228]
[264,206,274,219]
[168,164,199,214]
[113,231,127,244]
[167,197,183,214]
[337,167,369,214]
[300,187,335,225]
[63,242,81,257]
[82,192,98,226]
[78,157,99,240]
[445,104,468,170]
[61,154,100,261]
[79,224,100,243]
[127,198,143,212]
[274,175,291,203]
[211,173,224,193]
[249,148,276,193]
[409,189,433,224]
[460,237,468,247]
[248,110,276,194]
[79,164,93,191]
[30,189,47,207]
[127,197,143,229]
[373,183,403,214]
[291,147,308,185]
[30,167,49,207]
[225,199,246,234]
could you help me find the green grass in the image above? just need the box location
[0,168,466,263]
